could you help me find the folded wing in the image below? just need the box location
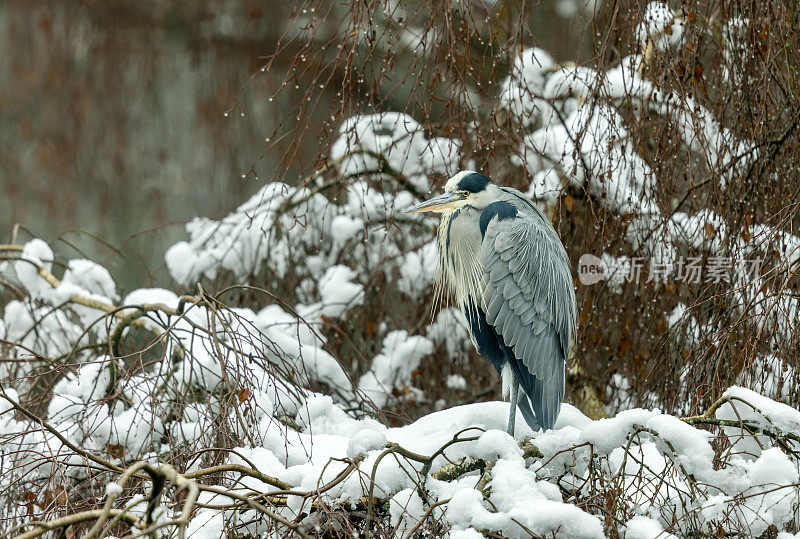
[480,203,576,430]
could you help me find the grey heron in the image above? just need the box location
[408,171,577,435]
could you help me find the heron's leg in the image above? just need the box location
[507,376,519,437]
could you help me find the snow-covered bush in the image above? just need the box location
[1,0,799,536]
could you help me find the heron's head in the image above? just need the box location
[407,171,498,215]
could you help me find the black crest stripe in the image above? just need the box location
[456,172,491,193]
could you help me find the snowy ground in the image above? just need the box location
[177,387,800,538]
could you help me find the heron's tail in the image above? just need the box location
[516,394,541,432]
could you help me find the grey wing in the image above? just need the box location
[481,212,577,430]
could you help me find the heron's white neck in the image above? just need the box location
[436,206,485,313]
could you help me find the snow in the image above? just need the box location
[526,167,563,205]
[635,2,684,51]
[737,355,795,401]
[0,388,18,416]
[426,307,471,360]
[255,303,318,347]
[606,373,634,412]
[123,287,181,309]
[346,428,388,459]
[397,241,438,299]
[2,299,84,361]
[446,374,468,391]
[13,239,54,298]
[309,264,364,319]
[499,47,556,126]
[722,386,800,437]
[330,112,461,192]
[61,259,118,301]
[187,509,224,539]
[667,303,702,348]
[721,448,799,536]
[74,361,112,402]
[624,515,676,538]
[330,214,363,246]
[722,17,751,86]
[543,65,598,102]
[164,241,198,286]
[258,314,352,392]
[108,401,165,457]
[105,482,123,497]
[164,182,331,284]
[646,414,713,475]
[389,488,426,538]
[230,402,611,536]
[3,279,800,539]
[447,459,604,538]
[450,530,484,539]
[716,386,800,459]
[358,330,434,408]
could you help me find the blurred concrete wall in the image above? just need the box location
[0,1,293,288]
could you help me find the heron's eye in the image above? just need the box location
[460,191,470,198]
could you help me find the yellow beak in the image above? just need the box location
[406,192,462,214]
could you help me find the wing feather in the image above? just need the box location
[480,204,577,430]
[486,293,504,321]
